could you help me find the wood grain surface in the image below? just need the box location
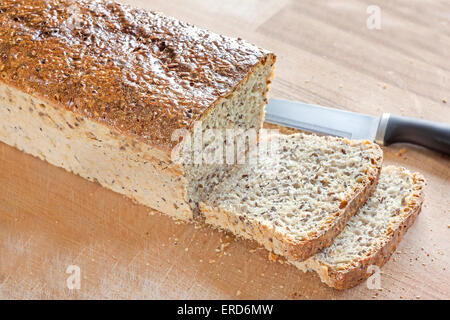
[0,0,449,299]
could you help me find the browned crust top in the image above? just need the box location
[0,0,270,150]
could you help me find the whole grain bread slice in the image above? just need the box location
[292,166,426,289]
[200,133,383,261]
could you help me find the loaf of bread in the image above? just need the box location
[0,0,275,221]
[200,133,383,261]
[292,166,425,289]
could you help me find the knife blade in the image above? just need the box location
[265,98,450,155]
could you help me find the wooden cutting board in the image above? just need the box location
[0,0,449,299]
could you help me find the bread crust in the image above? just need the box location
[0,0,273,152]
[313,171,426,290]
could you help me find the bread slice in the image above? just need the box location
[200,133,383,261]
[0,0,275,221]
[292,166,426,289]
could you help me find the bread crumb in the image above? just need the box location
[268,252,279,262]
[443,98,447,104]
[236,290,241,296]
[185,248,189,252]
[216,242,230,257]
[208,259,216,264]
[396,148,407,157]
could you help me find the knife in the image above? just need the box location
[265,98,450,155]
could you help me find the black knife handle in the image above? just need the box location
[383,114,450,155]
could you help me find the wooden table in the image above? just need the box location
[1,0,449,299]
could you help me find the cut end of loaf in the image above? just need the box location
[182,54,276,217]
